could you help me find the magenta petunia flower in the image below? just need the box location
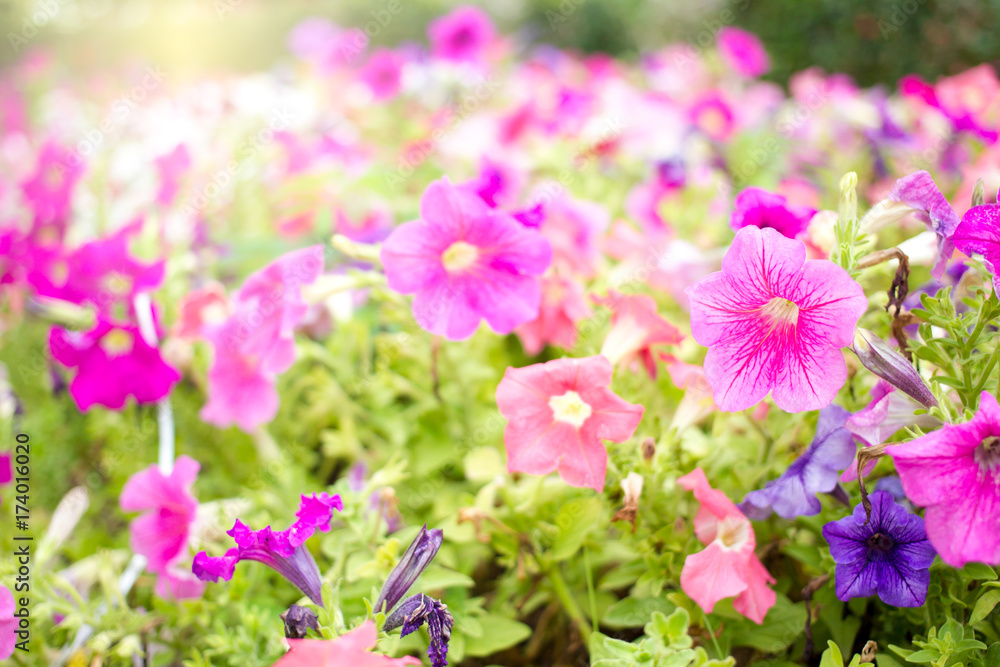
[716,27,770,78]
[888,171,960,279]
[360,49,405,101]
[685,226,867,412]
[496,355,643,491]
[200,245,324,432]
[678,468,775,624]
[889,391,1000,567]
[153,144,191,208]
[192,493,343,605]
[730,187,816,239]
[21,141,85,230]
[428,5,495,64]
[0,584,15,660]
[380,178,551,340]
[952,199,1000,280]
[121,456,204,599]
[50,318,181,411]
[689,92,735,142]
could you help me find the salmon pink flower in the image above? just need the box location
[515,276,591,355]
[678,468,775,624]
[275,621,419,667]
[50,318,181,411]
[380,178,551,340]
[730,187,816,239]
[685,226,867,412]
[428,6,495,64]
[172,282,230,340]
[889,391,1000,567]
[596,291,683,378]
[496,355,643,491]
[193,493,343,605]
[717,27,770,78]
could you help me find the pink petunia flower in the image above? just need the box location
[201,246,324,432]
[275,620,420,667]
[380,178,551,340]
[685,226,867,412]
[536,193,609,278]
[50,318,181,411]
[0,584,15,660]
[952,199,1000,282]
[120,456,205,599]
[689,92,735,142]
[153,144,191,208]
[515,275,591,355]
[360,49,406,101]
[730,187,816,239]
[678,468,775,624]
[496,355,643,491]
[21,141,85,231]
[889,391,1000,567]
[887,171,961,279]
[428,5,495,64]
[172,282,230,341]
[716,27,770,78]
[596,291,683,378]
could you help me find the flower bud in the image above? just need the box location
[281,604,319,639]
[375,524,443,614]
[852,329,937,408]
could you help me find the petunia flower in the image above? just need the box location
[200,245,324,431]
[685,226,867,412]
[822,491,936,607]
[886,171,961,279]
[739,405,856,519]
[0,584,15,660]
[192,493,343,605]
[952,198,1000,282]
[375,525,443,614]
[275,620,420,667]
[689,92,735,142]
[380,178,551,340]
[716,27,770,78]
[428,5,495,64]
[889,391,1000,567]
[514,275,591,355]
[678,468,775,624]
[153,144,191,208]
[536,193,609,278]
[595,291,683,378]
[729,187,816,239]
[120,455,202,598]
[49,318,181,411]
[496,355,644,491]
[21,141,85,231]
[172,282,230,340]
[385,594,454,667]
[360,49,405,101]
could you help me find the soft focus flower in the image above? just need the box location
[729,187,816,239]
[201,245,324,431]
[375,525,443,614]
[154,144,191,208]
[21,141,84,230]
[0,584,15,660]
[428,6,495,63]
[887,171,960,278]
[739,405,856,519]
[537,193,609,278]
[952,199,1000,280]
[685,226,867,412]
[192,492,343,605]
[822,491,935,607]
[889,391,1000,567]
[663,355,716,432]
[380,178,551,340]
[496,355,644,491]
[689,93,735,142]
[678,468,775,624]
[121,456,202,598]
[596,291,683,377]
[50,318,181,411]
[288,18,367,70]
[515,276,591,355]
[172,282,230,340]
[275,620,420,667]
[852,329,937,408]
[717,27,770,78]
[360,49,405,101]
[385,594,454,667]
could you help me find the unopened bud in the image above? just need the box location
[641,437,656,462]
[972,179,985,208]
[853,329,937,408]
[281,604,319,639]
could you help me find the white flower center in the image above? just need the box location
[761,297,799,329]
[100,329,134,357]
[442,241,479,272]
[548,390,592,428]
[716,515,750,550]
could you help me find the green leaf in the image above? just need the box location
[904,649,941,663]
[416,565,476,591]
[970,589,1000,624]
[819,641,844,667]
[961,563,998,581]
[551,497,602,561]
[602,596,675,629]
[730,595,806,652]
[463,614,532,657]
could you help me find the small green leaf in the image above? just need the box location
[961,563,998,581]
[819,641,844,667]
[904,649,940,663]
[462,614,532,657]
[970,589,1000,624]
[551,497,602,560]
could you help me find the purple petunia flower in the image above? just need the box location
[375,525,443,613]
[385,593,454,667]
[192,493,343,606]
[729,187,817,239]
[822,491,936,607]
[888,171,960,279]
[739,405,856,519]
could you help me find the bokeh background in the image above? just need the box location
[1,0,999,85]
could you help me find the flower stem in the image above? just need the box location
[546,562,592,643]
[584,548,599,634]
[702,610,724,659]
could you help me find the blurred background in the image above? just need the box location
[1,0,999,86]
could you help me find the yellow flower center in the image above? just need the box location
[100,329,134,357]
[761,297,799,329]
[548,390,592,428]
[441,241,479,272]
[717,515,750,549]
